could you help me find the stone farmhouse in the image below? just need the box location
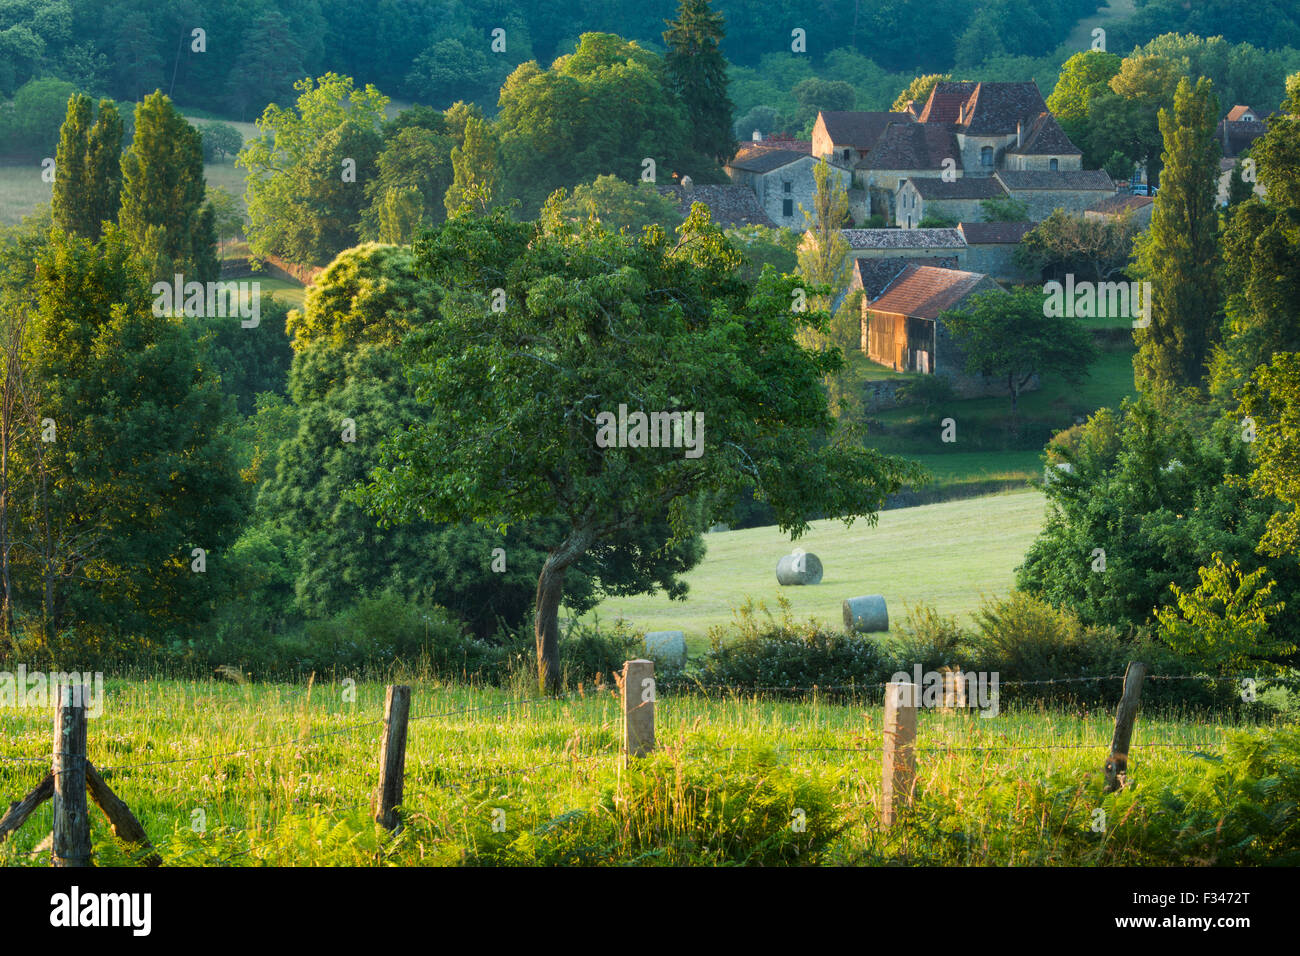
[896,176,1008,228]
[724,137,851,230]
[656,180,776,228]
[1084,193,1154,229]
[992,169,1115,219]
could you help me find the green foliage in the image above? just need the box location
[185,294,293,415]
[1014,208,1139,282]
[796,156,852,334]
[1047,51,1121,125]
[663,0,735,165]
[891,74,949,113]
[495,33,717,215]
[119,91,216,282]
[361,124,454,239]
[1240,352,1300,561]
[7,226,248,655]
[940,287,1097,414]
[239,73,389,265]
[359,204,921,689]
[979,197,1030,222]
[694,597,891,691]
[896,373,957,414]
[0,77,76,157]
[444,115,498,217]
[1132,77,1222,390]
[1156,554,1292,670]
[551,176,684,234]
[1018,392,1300,657]
[198,121,243,162]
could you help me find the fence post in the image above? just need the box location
[881,680,917,827]
[1103,661,1146,793]
[373,684,411,831]
[52,683,91,867]
[622,659,655,760]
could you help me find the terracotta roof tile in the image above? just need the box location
[818,110,913,149]
[868,264,1002,319]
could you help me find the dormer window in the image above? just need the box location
[981,146,993,167]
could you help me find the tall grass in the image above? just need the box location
[2,676,1288,866]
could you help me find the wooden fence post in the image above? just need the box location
[52,683,91,867]
[373,685,411,831]
[622,659,655,760]
[881,681,917,827]
[1103,661,1146,793]
[86,764,161,866]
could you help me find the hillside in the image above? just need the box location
[582,488,1047,647]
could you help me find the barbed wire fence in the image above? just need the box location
[0,664,1289,864]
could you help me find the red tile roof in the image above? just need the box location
[869,264,1002,319]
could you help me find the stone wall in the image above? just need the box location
[1007,188,1111,221]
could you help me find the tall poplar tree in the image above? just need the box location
[663,0,735,165]
[51,94,93,238]
[85,99,124,237]
[1132,77,1222,390]
[119,90,216,281]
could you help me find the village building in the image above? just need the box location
[812,110,912,167]
[993,169,1115,219]
[861,264,1017,397]
[656,181,776,228]
[956,221,1037,281]
[896,176,1008,227]
[724,141,850,230]
[835,227,968,267]
[855,122,961,222]
[1215,105,1270,204]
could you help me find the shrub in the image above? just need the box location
[693,597,891,692]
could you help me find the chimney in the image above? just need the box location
[752,129,762,142]
[1017,120,1023,148]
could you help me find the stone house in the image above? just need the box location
[896,176,1008,228]
[855,122,961,221]
[656,182,776,227]
[993,169,1115,220]
[1214,106,1271,204]
[956,221,1037,281]
[724,144,851,230]
[812,110,912,167]
[862,264,1014,397]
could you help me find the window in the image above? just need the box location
[782,181,792,193]
[981,146,994,167]
[782,198,793,218]
[1049,158,1059,171]
[843,149,851,162]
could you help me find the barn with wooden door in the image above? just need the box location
[863,264,1004,385]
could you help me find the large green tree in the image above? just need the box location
[4,227,247,652]
[495,33,717,214]
[357,205,922,691]
[1132,77,1223,390]
[663,0,736,165]
[239,73,388,266]
[940,287,1097,415]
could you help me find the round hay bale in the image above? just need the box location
[643,630,687,666]
[776,551,823,585]
[842,595,889,633]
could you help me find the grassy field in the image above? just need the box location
[0,676,1271,866]
[0,164,52,226]
[582,489,1046,648]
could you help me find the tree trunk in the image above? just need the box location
[532,528,596,695]
[534,556,566,695]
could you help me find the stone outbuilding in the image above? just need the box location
[896,176,1009,228]
[993,169,1115,220]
